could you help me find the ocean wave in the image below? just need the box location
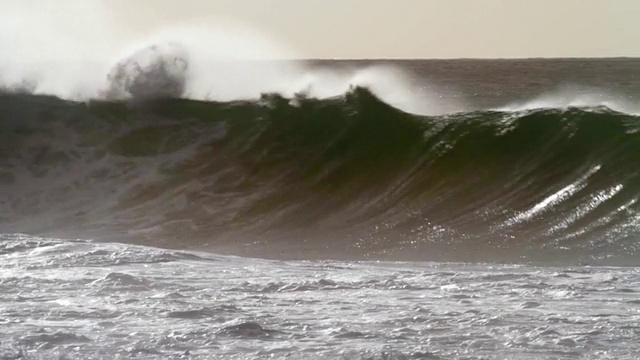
[1,88,640,264]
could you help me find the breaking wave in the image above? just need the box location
[1,88,640,265]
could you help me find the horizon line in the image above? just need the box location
[290,56,640,61]
[20,56,640,64]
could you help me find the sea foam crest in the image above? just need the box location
[498,85,640,115]
[0,6,453,115]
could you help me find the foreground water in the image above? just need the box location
[1,234,639,359]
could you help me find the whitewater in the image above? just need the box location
[2,17,640,359]
[1,234,639,359]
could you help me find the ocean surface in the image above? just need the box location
[2,57,640,358]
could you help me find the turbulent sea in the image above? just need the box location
[2,58,640,359]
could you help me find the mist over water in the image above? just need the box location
[0,4,456,115]
[2,2,639,117]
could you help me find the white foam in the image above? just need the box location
[505,165,602,226]
[278,65,459,115]
[0,4,454,115]
[497,85,640,115]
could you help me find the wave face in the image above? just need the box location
[2,89,640,265]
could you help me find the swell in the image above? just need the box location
[1,89,640,265]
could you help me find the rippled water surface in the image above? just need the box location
[1,234,639,359]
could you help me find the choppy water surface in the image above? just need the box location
[1,234,639,359]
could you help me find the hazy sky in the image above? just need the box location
[6,0,640,59]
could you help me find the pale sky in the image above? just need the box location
[5,0,640,59]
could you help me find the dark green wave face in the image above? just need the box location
[1,88,640,265]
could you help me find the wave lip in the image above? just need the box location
[1,89,640,265]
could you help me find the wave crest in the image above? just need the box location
[106,42,189,100]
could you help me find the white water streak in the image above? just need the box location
[505,165,601,226]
